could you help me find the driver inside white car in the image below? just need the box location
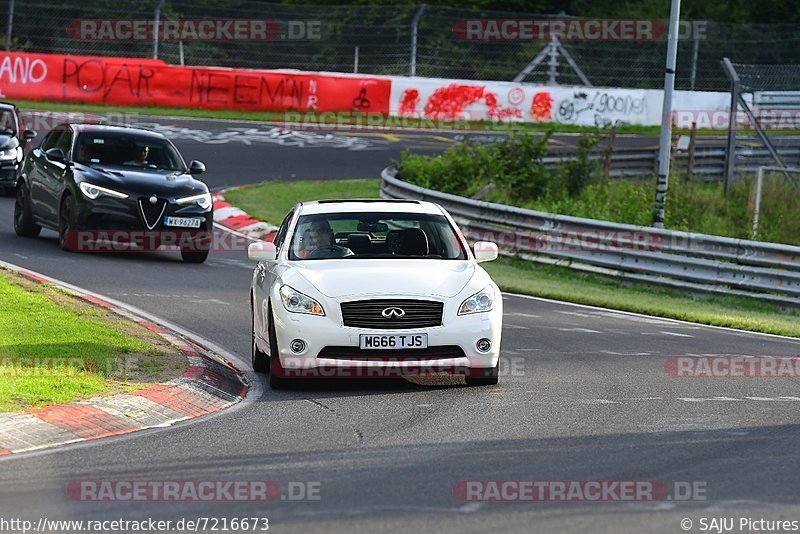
[297,220,335,258]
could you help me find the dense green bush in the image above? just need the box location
[397,130,602,201]
[397,131,800,245]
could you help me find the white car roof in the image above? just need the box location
[298,200,444,216]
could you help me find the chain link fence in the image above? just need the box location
[3,0,800,90]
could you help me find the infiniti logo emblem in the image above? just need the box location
[381,307,406,319]
[149,195,158,205]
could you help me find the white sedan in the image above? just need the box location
[248,199,502,389]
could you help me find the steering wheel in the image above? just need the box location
[308,245,354,259]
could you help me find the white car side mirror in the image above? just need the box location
[474,241,498,263]
[248,241,277,262]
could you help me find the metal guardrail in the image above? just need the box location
[753,91,800,110]
[380,166,800,306]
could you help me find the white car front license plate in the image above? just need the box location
[359,333,428,350]
[164,216,203,228]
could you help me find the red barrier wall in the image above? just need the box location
[0,52,390,114]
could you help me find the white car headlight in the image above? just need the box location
[79,182,129,200]
[458,285,495,315]
[176,192,212,210]
[280,285,325,316]
[0,148,16,161]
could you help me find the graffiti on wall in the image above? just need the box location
[399,84,522,121]
[0,52,392,115]
[530,92,553,121]
[551,90,648,127]
[392,82,653,126]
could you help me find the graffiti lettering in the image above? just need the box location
[555,90,646,125]
[189,71,230,104]
[593,92,646,115]
[189,71,306,109]
[0,56,47,84]
[102,64,153,99]
[63,58,153,99]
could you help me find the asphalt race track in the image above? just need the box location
[19,112,746,186]
[1,118,800,533]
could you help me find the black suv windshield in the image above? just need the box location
[289,212,468,260]
[0,110,17,134]
[74,132,186,171]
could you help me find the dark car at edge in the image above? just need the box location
[13,123,213,263]
[0,101,37,195]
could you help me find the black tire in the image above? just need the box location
[181,248,209,263]
[13,184,41,238]
[267,304,293,390]
[58,194,78,252]
[465,361,500,386]
[251,297,269,373]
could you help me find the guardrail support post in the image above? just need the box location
[687,121,697,180]
[753,166,764,238]
[602,127,616,183]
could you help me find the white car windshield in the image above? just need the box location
[289,212,468,260]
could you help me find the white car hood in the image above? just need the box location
[290,259,476,299]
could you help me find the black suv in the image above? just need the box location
[0,101,36,195]
[14,123,212,263]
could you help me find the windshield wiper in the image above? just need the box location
[82,163,119,175]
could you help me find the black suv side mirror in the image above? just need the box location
[44,147,65,163]
[23,130,36,141]
[188,160,206,175]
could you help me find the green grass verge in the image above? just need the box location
[0,270,152,412]
[227,178,800,338]
[225,179,381,224]
[485,258,800,338]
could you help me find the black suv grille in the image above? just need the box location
[340,299,443,330]
[138,198,167,230]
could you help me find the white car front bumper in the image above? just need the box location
[267,295,502,378]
